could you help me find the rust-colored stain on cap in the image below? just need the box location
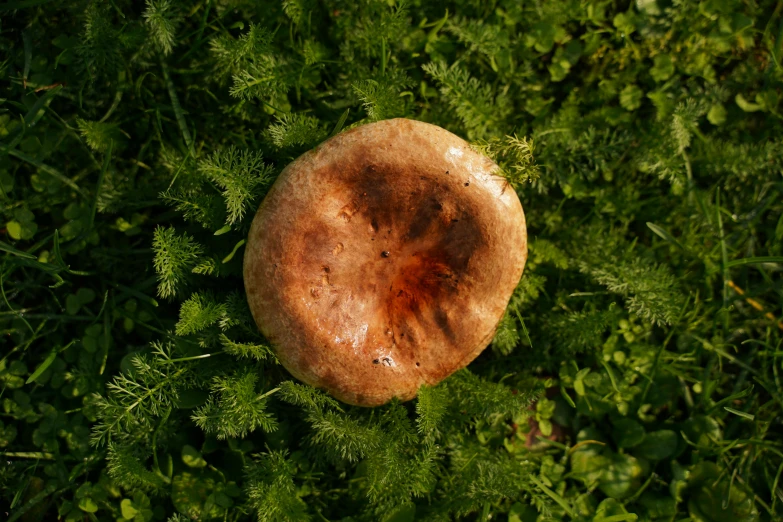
[244,118,527,406]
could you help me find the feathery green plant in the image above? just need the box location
[2,0,782,520]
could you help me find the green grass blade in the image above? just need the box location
[161,60,195,155]
[221,239,246,263]
[724,406,755,420]
[88,139,112,232]
[25,350,57,384]
[647,222,688,251]
[1,145,87,198]
[0,240,36,259]
[329,109,350,137]
[726,256,783,268]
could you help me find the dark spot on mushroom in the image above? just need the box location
[445,170,449,174]
[381,251,390,258]
[433,307,457,342]
[381,357,393,366]
[464,182,470,187]
[372,359,380,365]
[415,362,420,367]
[406,207,435,241]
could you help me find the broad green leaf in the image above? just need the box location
[76,287,96,304]
[6,221,23,240]
[634,430,678,460]
[120,498,138,519]
[13,208,34,222]
[639,492,676,519]
[707,104,727,125]
[637,0,661,15]
[613,12,636,34]
[612,418,646,448]
[598,453,645,499]
[171,471,228,521]
[213,491,233,508]
[508,502,537,522]
[182,444,207,468]
[682,415,722,446]
[0,171,14,193]
[65,294,81,315]
[571,449,610,486]
[688,466,759,522]
[77,497,98,513]
[650,54,674,82]
[593,498,636,521]
[620,85,643,111]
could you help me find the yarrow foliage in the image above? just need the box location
[2,1,781,521]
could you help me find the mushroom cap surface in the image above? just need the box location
[244,118,527,406]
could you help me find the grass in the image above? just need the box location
[1,0,782,521]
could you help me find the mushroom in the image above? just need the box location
[244,118,527,406]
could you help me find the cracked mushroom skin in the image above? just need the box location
[243,118,527,407]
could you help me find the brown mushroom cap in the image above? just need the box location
[244,118,527,406]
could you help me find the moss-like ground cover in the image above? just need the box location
[1,1,782,521]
